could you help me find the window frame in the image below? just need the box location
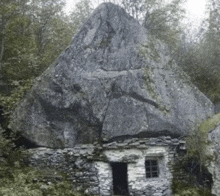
[145,159,159,178]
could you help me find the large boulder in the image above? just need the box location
[9,3,213,148]
[208,124,220,196]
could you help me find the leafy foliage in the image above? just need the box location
[0,80,32,116]
[185,116,220,168]
[173,186,212,196]
[142,0,185,50]
[0,126,15,164]
[1,0,71,81]
[0,0,83,118]
[0,125,82,196]
[171,115,220,196]
[177,0,220,104]
[0,166,82,196]
[69,0,93,31]
[172,154,213,196]
[92,0,186,52]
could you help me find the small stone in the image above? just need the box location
[33,178,38,183]
[90,176,98,181]
[40,185,48,191]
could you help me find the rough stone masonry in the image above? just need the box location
[22,136,185,196]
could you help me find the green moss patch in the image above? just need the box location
[199,113,220,134]
[0,166,82,196]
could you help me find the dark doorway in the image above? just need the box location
[111,162,129,195]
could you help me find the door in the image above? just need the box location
[111,162,129,195]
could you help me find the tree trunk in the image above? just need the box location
[0,37,4,75]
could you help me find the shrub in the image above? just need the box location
[0,126,82,196]
[171,114,220,196]
[0,166,81,196]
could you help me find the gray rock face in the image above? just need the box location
[208,126,220,196]
[9,3,213,148]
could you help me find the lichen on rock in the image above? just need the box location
[9,2,213,148]
[206,114,220,196]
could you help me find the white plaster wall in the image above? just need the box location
[95,161,113,196]
[96,146,172,196]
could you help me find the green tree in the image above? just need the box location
[93,0,186,52]
[199,0,220,103]
[142,0,186,51]
[23,0,68,76]
[0,0,29,74]
[177,0,220,104]
[69,0,93,33]
[0,0,75,117]
[0,125,81,196]
[1,2,37,81]
[0,0,72,81]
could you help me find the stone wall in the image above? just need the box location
[96,147,171,196]
[21,136,185,196]
[22,145,100,195]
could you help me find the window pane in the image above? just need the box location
[146,172,151,178]
[145,160,159,178]
[146,168,151,172]
[152,172,158,177]
[152,166,158,171]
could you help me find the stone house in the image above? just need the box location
[9,2,216,196]
[23,137,185,196]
